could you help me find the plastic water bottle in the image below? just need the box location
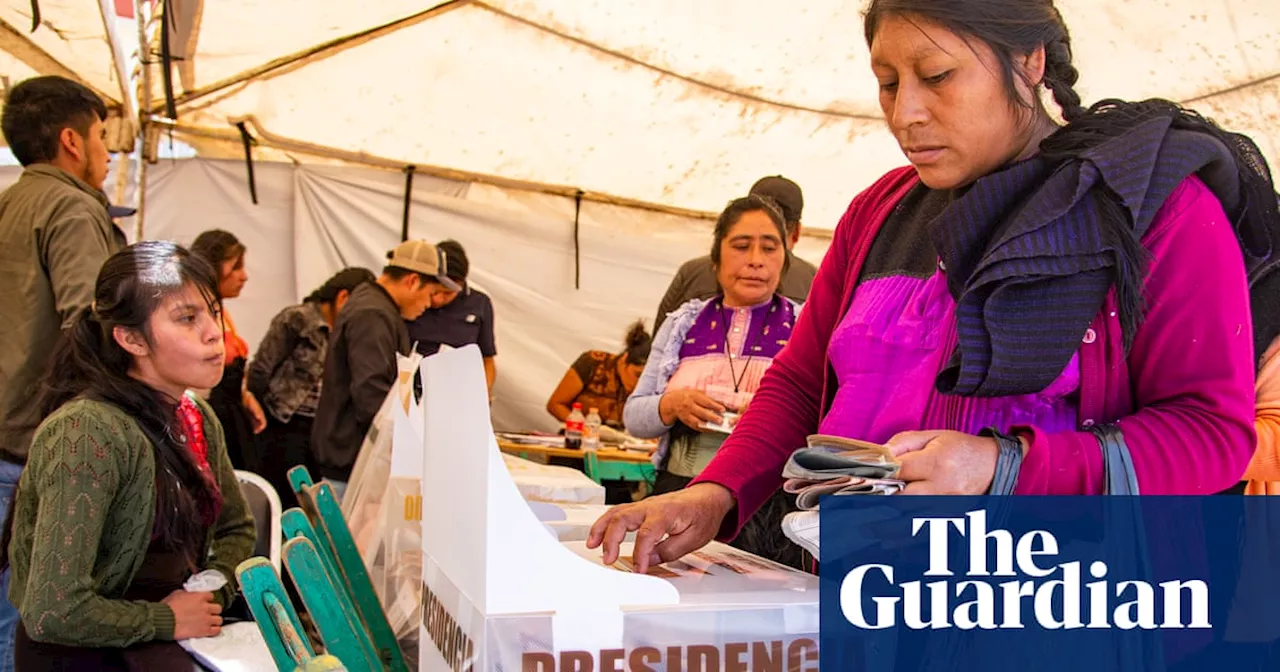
[584,407,602,452]
[565,403,585,450]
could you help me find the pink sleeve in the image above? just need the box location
[691,169,915,538]
[1014,178,1257,494]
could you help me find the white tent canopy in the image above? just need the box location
[0,0,132,119]
[149,0,1280,231]
[0,0,1276,226]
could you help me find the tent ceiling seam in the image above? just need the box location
[153,2,1277,123]
[150,0,468,113]
[175,79,251,116]
[472,2,883,122]
[1179,71,1280,105]
[161,0,882,122]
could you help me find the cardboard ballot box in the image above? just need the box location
[417,347,819,672]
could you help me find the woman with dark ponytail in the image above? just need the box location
[547,319,652,430]
[546,319,654,505]
[191,229,266,473]
[247,267,375,508]
[2,241,255,669]
[592,0,1279,570]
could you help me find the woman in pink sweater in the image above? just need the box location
[590,0,1279,572]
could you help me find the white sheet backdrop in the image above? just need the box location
[0,158,831,433]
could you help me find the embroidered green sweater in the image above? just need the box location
[6,396,257,647]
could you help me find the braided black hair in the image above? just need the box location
[864,0,1084,121]
[864,0,1280,361]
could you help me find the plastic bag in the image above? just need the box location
[183,569,228,593]
[342,352,423,558]
[340,352,424,667]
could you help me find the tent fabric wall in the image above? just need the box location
[0,160,299,356]
[290,164,469,297]
[2,1,1278,226]
[118,158,829,434]
[144,158,299,351]
[289,160,828,433]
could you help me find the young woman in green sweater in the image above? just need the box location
[0,241,256,670]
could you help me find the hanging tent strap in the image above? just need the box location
[159,0,178,120]
[573,189,584,290]
[401,164,416,242]
[234,121,258,205]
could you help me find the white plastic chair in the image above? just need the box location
[235,469,283,573]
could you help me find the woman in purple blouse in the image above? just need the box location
[623,195,805,567]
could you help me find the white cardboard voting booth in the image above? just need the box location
[417,346,820,672]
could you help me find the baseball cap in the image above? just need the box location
[437,240,469,284]
[749,175,804,224]
[387,240,461,292]
[107,204,136,218]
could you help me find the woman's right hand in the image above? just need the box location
[586,483,736,574]
[162,590,223,640]
[658,389,726,430]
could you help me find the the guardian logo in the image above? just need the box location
[840,510,1211,631]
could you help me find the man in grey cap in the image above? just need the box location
[309,240,459,499]
[406,239,499,393]
[653,175,818,332]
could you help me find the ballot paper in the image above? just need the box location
[572,541,813,593]
[178,622,275,672]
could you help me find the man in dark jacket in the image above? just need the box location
[406,240,498,393]
[248,267,374,508]
[309,241,459,498]
[0,76,122,658]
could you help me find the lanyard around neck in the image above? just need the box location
[719,300,767,394]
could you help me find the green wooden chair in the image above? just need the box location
[283,537,382,672]
[236,556,351,672]
[288,466,410,672]
[281,508,347,603]
[281,507,374,671]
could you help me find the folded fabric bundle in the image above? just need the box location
[781,435,903,510]
[781,451,898,480]
[780,435,905,561]
[783,475,905,510]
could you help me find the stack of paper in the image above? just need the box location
[178,622,275,672]
[501,453,607,505]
